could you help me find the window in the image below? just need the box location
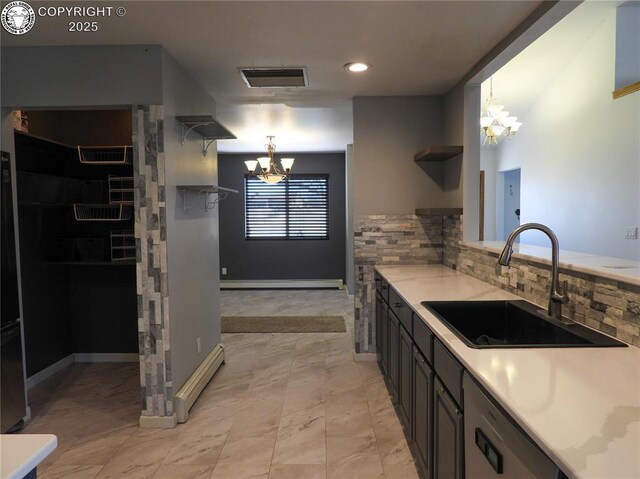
[245,175,329,239]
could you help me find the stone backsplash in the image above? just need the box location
[354,214,444,353]
[443,218,640,348]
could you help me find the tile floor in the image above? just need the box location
[22,290,418,479]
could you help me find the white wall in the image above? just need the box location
[495,10,640,260]
[160,50,222,393]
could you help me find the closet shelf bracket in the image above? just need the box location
[176,116,237,157]
[177,185,238,213]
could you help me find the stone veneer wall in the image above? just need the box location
[133,105,174,420]
[354,215,444,353]
[443,216,640,347]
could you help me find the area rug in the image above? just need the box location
[221,315,346,333]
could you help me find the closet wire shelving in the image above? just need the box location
[110,231,136,262]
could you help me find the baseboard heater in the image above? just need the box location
[175,343,225,423]
[220,279,344,289]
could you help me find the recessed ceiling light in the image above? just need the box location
[344,62,370,73]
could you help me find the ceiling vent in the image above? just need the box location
[239,67,308,88]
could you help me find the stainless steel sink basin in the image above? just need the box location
[421,300,626,348]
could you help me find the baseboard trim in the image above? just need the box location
[175,344,225,423]
[27,353,139,389]
[73,353,138,363]
[139,413,177,429]
[221,279,343,290]
[26,354,74,389]
[353,352,378,362]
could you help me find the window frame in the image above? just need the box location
[244,173,330,241]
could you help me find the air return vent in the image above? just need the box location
[239,67,308,88]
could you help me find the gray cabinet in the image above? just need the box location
[434,377,464,479]
[375,271,463,479]
[388,311,400,400]
[399,323,413,435]
[375,292,385,360]
[413,346,433,479]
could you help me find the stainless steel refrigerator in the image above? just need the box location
[1,149,27,433]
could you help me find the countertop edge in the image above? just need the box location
[0,434,57,479]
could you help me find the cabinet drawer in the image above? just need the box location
[413,316,433,364]
[434,338,464,408]
[389,287,412,332]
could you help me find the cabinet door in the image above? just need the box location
[381,300,389,376]
[399,324,413,436]
[433,378,464,479]
[387,311,400,400]
[375,292,384,359]
[413,347,433,479]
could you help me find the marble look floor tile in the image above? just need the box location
[281,378,325,417]
[268,464,326,479]
[326,407,376,439]
[40,464,104,479]
[54,426,135,466]
[326,436,384,479]
[272,406,326,465]
[152,464,213,479]
[227,395,285,440]
[210,436,276,479]
[94,463,160,479]
[162,416,232,465]
[23,290,421,479]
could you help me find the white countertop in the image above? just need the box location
[376,264,640,479]
[465,241,640,286]
[0,434,57,479]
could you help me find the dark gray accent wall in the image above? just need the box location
[218,153,346,282]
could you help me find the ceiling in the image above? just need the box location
[481,0,622,143]
[2,1,544,152]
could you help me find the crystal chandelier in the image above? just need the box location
[244,136,294,184]
[480,77,522,145]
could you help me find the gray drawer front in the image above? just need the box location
[434,338,464,408]
[413,316,433,364]
[389,287,412,332]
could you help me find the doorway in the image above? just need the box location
[501,168,521,240]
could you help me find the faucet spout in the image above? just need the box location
[498,223,570,322]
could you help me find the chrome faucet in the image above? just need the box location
[498,223,570,323]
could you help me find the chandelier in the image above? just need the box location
[244,136,294,184]
[480,77,522,145]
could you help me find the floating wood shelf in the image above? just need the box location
[414,146,463,163]
[415,208,463,216]
[176,115,236,156]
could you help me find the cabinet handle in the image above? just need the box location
[439,385,460,413]
[393,302,403,308]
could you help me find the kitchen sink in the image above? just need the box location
[421,300,626,348]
